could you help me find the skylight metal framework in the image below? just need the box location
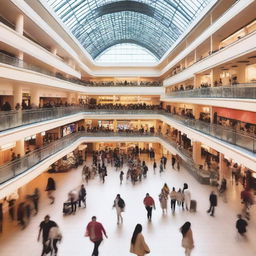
[45,0,212,60]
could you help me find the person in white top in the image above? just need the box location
[183,183,191,211]
[113,194,125,224]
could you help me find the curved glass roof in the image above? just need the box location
[96,43,158,63]
[45,0,212,60]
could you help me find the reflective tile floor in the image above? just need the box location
[0,155,255,256]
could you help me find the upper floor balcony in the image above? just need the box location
[165,84,256,99]
[0,52,162,88]
[0,106,255,154]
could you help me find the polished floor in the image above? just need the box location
[0,155,256,256]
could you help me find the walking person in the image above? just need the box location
[130,224,150,256]
[159,189,168,214]
[159,163,163,174]
[17,202,26,230]
[113,194,125,224]
[119,171,124,185]
[85,216,108,256]
[32,188,40,215]
[143,193,155,221]
[180,222,194,256]
[38,215,57,256]
[45,177,56,204]
[48,225,62,256]
[69,190,78,214]
[78,184,87,208]
[170,187,177,213]
[219,178,227,203]
[176,188,184,208]
[236,214,248,238]
[171,155,176,169]
[153,160,157,174]
[207,191,217,217]
[183,183,191,211]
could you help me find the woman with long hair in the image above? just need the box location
[130,224,150,256]
[180,222,194,256]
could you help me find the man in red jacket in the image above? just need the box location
[85,216,108,256]
[143,193,156,221]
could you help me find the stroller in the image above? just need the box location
[62,201,72,215]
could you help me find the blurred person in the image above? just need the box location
[130,224,150,256]
[85,216,108,256]
[180,222,194,256]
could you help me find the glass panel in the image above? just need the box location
[44,0,213,59]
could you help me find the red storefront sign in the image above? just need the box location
[213,107,256,124]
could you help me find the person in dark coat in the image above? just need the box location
[236,214,248,236]
[32,188,40,215]
[171,155,176,169]
[17,202,26,229]
[45,177,56,204]
[78,184,86,208]
[207,191,217,216]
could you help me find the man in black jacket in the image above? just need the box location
[207,191,217,216]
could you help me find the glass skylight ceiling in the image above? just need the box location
[44,0,213,60]
[96,43,158,63]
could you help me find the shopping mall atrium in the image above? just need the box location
[0,0,256,255]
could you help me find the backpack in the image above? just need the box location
[118,198,125,208]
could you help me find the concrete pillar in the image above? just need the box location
[185,57,188,68]
[36,133,43,147]
[67,93,73,104]
[113,120,117,132]
[92,120,98,129]
[51,47,57,55]
[193,106,200,120]
[194,49,197,63]
[210,69,214,87]
[17,51,24,61]
[15,139,25,157]
[30,88,40,108]
[192,141,202,165]
[16,14,24,35]
[219,153,225,180]
[236,65,246,83]
[209,107,213,124]
[13,85,22,108]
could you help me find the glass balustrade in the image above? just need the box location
[0,52,162,87]
[0,108,255,153]
[166,85,256,99]
[0,132,209,185]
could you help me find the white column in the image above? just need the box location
[16,14,24,35]
[30,88,40,108]
[15,139,25,157]
[51,47,57,55]
[192,141,202,165]
[13,85,22,108]
[219,153,225,180]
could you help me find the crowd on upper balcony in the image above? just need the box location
[86,102,162,110]
[83,80,162,87]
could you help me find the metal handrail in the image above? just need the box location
[165,85,256,99]
[0,52,162,87]
[0,132,209,185]
[0,107,255,153]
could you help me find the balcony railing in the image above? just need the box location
[0,52,162,87]
[0,132,209,185]
[165,85,256,99]
[0,107,255,153]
